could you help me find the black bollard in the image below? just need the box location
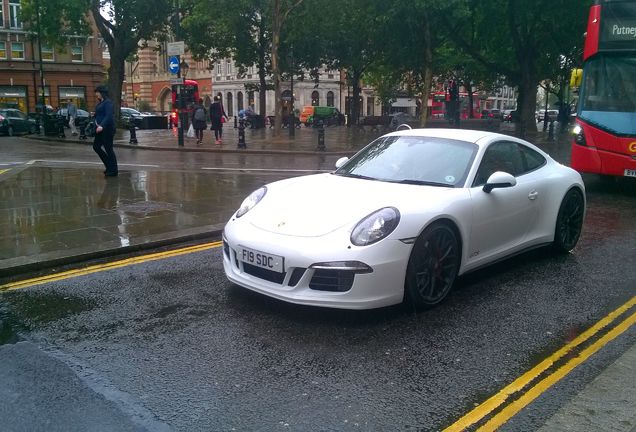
[57,117,66,138]
[79,119,87,140]
[238,118,247,149]
[234,116,238,129]
[548,121,554,141]
[129,122,138,144]
[316,120,325,151]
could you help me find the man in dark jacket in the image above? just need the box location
[93,85,118,177]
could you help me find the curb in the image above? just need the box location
[24,135,357,156]
[0,227,224,280]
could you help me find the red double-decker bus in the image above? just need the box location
[170,79,199,127]
[571,0,636,178]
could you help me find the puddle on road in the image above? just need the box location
[0,292,96,344]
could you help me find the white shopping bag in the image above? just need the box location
[187,123,195,138]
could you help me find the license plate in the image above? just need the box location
[238,246,284,273]
[624,169,636,177]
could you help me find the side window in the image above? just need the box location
[473,141,524,187]
[518,144,546,173]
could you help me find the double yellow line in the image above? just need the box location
[0,241,222,292]
[2,243,633,431]
[444,296,636,431]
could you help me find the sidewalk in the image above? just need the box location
[1,120,571,277]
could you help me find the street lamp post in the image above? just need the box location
[35,0,46,117]
[177,60,189,147]
[288,48,295,138]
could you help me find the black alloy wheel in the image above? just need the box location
[553,188,585,253]
[405,222,460,309]
[7,125,14,137]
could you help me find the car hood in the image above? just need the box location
[248,173,456,237]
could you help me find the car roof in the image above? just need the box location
[386,128,496,144]
[385,128,549,156]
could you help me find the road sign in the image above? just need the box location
[170,78,184,85]
[168,56,180,74]
[167,41,185,56]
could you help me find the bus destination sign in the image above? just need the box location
[600,2,636,50]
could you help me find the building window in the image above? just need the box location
[71,46,83,62]
[216,62,222,76]
[311,91,320,106]
[11,42,24,60]
[0,42,6,59]
[0,4,4,28]
[9,1,21,29]
[226,60,232,75]
[41,45,54,62]
[327,91,335,107]
[366,96,375,115]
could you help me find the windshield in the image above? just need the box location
[335,135,478,187]
[579,54,636,135]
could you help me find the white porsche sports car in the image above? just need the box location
[222,129,585,310]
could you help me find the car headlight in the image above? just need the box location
[236,186,267,218]
[350,207,400,246]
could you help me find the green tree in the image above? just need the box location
[21,0,173,117]
[440,0,591,136]
[182,0,303,135]
[300,0,388,125]
[182,0,272,116]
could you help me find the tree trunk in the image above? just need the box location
[257,20,267,117]
[516,64,538,139]
[107,50,126,122]
[466,79,474,119]
[350,70,362,125]
[271,0,282,136]
[258,67,267,117]
[419,11,433,128]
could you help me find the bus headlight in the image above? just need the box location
[572,124,586,146]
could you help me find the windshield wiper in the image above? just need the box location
[393,179,452,187]
[336,172,378,181]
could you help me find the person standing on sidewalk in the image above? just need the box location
[209,95,228,145]
[93,85,118,177]
[192,98,207,145]
[67,100,78,136]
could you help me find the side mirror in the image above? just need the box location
[483,171,516,193]
[335,156,349,169]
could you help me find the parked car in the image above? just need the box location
[480,109,500,119]
[222,128,586,310]
[536,109,558,122]
[389,112,419,129]
[503,110,519,122]
[55,108,90,127]
[120,107,145,128]
[0,108,37,136]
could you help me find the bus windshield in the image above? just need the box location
[579,54,636,135]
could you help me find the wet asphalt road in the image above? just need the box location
[1,133,635,431]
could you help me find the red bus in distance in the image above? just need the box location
[170,79,199,127]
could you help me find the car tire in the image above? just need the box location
[552,188,585,253]
[405,222,460,309]
[29,125,36,134]
[7,126,14,137]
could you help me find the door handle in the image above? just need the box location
[528,190,539,200]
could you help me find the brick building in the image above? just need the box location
[0,0,105,113]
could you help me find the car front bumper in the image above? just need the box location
[222,222,412,310]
